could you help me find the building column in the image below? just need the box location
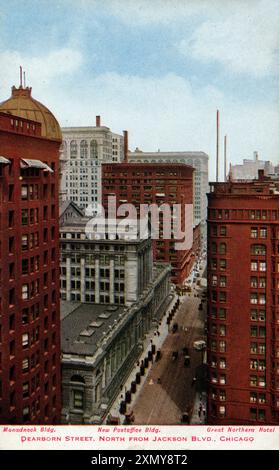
[125,256,138,305]
[95,258,100,303]
[109,258,114,304]
[80,257,85,302]
[66,256,71,301]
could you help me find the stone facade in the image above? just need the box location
[59,117,124,214]
[61,262,171,424]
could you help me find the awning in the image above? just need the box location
[20,158,53,173]
[0,156,11,164]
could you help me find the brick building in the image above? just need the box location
[102,162,194,284]
[0,85,61,424]
[207,173,279,424]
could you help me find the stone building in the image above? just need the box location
[59,212,172,423]
[59,116,124,214]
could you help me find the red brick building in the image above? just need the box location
[102,162,194,284]
[0,85,61,424]
[207,174,279,424]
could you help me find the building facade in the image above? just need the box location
[128,149,209,225]
[60,217,153,306]
[0,85,62,424]
[207,174,279,424]
[59,116,124,214]
[229,153,274,181]
[102,162,195,284]
[60,219,171,424]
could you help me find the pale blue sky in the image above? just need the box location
[1,0,279,177]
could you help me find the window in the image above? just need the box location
[250,376,257,386]
[22,209,28,225]
[251,244,266,255]
[250,408,257,420]
[219,341,226,352]
[220,226,227,236]
[22,284,29,300]
[22,358,29,372]
[250,392,257,403]
[219,308,226,319]
[21,185,28,200]
[259,262,266,272]
[251,261,258,271]
[220,259,227,271]
[219,243,226,255]
[73,390,84,409]
[22,333,29,348]
[251,228,258,238]
[259,228,267,239]
[219,292,226,303]
[22,235,28,251]
[219,276,226,287]
[250,277,257,288]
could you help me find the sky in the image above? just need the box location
[0,0,279,178]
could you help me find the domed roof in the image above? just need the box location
[0,86,62,141]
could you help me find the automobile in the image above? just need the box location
[193,340,206,351]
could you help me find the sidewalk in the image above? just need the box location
[190,391,207,424]
[105,292,180,424]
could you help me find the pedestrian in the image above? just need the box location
[198,410,201,418]
[157,377,161,384]
[202,406,206,416]
[191,376,197,386]
[157,330,160,337]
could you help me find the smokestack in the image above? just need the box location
[20,66,23,88]
[216,109,220,182]
[96,115,101,127]
[123,130,128,162]
[254,151,258,161]
[224,135,227,182]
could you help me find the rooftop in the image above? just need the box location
[61,301,126,356]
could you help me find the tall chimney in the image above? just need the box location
[123,130,128,163]
[96,115,101,127]
[254,151,258,161]
[216,109,220,182]
[224,135,227,182]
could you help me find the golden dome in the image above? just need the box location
[0,86,62,141]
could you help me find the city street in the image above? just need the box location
[132,286,206,425]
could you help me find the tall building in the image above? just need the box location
[60,215,153,306]
[0,84,61,424]
[207,172,279,424]
[102,162,194,284]
[59,215,171,424]
[128,149,209,225]
[229,152,274,181]
[59,116,124,214]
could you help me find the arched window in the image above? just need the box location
[60,140,67,153]
[251,244,266,255]
[70,140,77,159]
[80,140,88,159]
[219,243,226,255]
[90,140,98,159]
[211,242,217,254]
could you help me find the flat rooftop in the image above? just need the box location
[61,301,125,356]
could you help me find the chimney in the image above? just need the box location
[123,130,128,162]
[96,115,101,127]
[254,151,258,161]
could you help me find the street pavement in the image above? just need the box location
[132,286,207,425]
